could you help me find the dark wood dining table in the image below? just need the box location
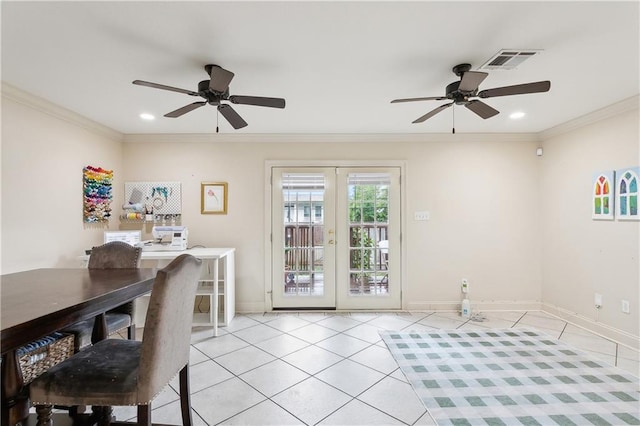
[0,268,157,426]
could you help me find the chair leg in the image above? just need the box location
[179,364,193,426]
[137,405,151,426]
[127,324,135,340]
[94,405,113,426]
[35,404,53,426]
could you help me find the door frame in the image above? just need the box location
[264,160,407,311]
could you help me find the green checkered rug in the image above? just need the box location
[380,329,640,426]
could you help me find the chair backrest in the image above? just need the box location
[88,241,142,269]
[137,254,202,402]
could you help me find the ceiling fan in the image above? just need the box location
[132,64,285,130]
[391,63,550,127]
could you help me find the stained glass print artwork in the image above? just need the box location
[83,165,113,223]
[616,166,640,220]
[592,171,614,220]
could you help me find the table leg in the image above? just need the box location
[91,313,108,344]
[1,351,29,426]
[213,258,219,337]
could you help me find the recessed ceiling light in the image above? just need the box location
[509,111,525,119]
[139,113,155,121]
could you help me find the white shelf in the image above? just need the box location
[132,247,235,336]
[194,282,228,326]
[197,281,224,295]
[193,312,216,326]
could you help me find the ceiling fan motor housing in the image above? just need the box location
[447,63,478,104]
[446,81,474,104]
[197,80,229,105]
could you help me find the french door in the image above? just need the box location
[271,166,401,310]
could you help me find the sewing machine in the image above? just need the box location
[142,226,188,251]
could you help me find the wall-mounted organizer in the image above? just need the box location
[122,181,182,223]
[83,166,113,223]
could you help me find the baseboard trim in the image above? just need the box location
[236,302,268,313]
[541,303,639,350]
[406,300,542,312]
[236,300,639,350]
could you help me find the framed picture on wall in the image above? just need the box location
[616,166,639,221]
[201,182,228,214]
[592,171,615,220]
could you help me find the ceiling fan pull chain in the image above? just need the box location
[452,105,456,134]
[216,109,219,133]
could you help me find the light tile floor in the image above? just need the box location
[112,311,639,425]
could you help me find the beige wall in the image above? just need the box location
[1,88,124,273]
[540,105,640,338]
[121,135,542,313]
[2,85,637,342]
[402,137,542,309]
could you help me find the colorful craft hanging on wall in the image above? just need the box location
[616,166,639,221]
[592,171,615,220]
[83,165,113,223]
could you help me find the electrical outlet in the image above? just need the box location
[594,293,602,309]
[414,211,430,221]
[622,299,630,314]
[461,279,469,294]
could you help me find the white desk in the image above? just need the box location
[82,247,235,337]
[140,248,235,337]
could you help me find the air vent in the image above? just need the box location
[480,49,541,70]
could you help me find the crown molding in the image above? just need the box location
[7,79,634,145]
[1,82,123,142]
[122,132,539,144]
[539,95,639,141]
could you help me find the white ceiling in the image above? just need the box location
[2,1,638,135]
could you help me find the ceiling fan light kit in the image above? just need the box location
[391,62,551,131]
[132,64,286,131]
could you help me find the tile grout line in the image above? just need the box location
[127,311,638,424]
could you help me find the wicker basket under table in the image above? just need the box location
[16,332,75,384]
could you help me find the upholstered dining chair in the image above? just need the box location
[30,254,203,426]
[63,241,142,350]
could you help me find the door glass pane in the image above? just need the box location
[348,173,390,296]
[282,173,324,296]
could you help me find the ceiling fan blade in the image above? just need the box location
[465,100,499,119]
[132,80,199,96]
[478,81,551,98]
[458,71,488,92]
[412,103,453,123]
[229,95,286,109]
[391,96,447,103]
[218,104,248,129]
[209,65,235,93]
[164,101,207,118]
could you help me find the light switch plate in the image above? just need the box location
[414,211,430,221]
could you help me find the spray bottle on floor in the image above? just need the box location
[461,279,471,318]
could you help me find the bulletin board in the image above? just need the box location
[124,181,182,214]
